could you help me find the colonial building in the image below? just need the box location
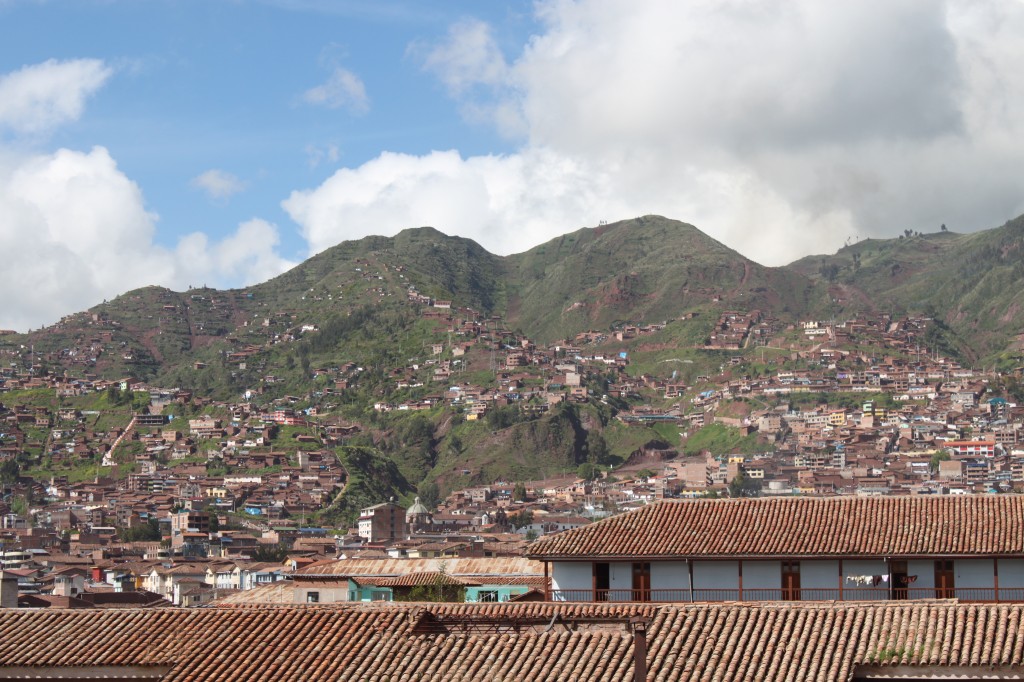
[528,496,1024,602]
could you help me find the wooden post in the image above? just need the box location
[839,559,844,601]
[994,558,1000,603]
[688,559,695,603]
[887,558,893,601]
[738,560,743,601]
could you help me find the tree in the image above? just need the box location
[586,431,611,465]
[251,543,290,562]
[508,510,534,529]
[119,518,162,542]
[445,434,463,456]
[10,495,29,518]
[418,480,441,509]
[0,459,19,484]
[941,224,948,232]
[403,561,464,602]
[930,449,952,474]
[513,481,528,502]
[729,471,761,497]
[636,468,656,480]
[818,262,840,282]
[577,462,600,481]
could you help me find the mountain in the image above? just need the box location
[7,212,1024,503]
[788,214,1024,364]
[505,215,820,340]
[12,213,1024,384]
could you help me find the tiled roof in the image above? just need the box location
[356,572,473,587]
[527,496,1024,559]
[2,602,1024,680]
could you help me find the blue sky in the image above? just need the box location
[2,0,1024,331]
[1,0,532,259]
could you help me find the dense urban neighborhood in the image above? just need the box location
[3,282,1024,609]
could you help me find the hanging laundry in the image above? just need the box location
[845,575,878,587]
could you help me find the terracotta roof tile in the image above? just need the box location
[4,602,1024,680]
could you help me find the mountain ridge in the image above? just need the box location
[6,213,1024,384]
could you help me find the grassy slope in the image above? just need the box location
[505,215,822,341]
[787,215,1024,363]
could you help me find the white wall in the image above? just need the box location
[957,559,994,587]
[693,561,739,599]
[907,560,935,590]
[609,562,633,593]
[999,559,1024,584]
[551,562,592,598]
[742,560,780,599]
[651,561,690,600]
[956,559,995,600]
[801,560,839,599]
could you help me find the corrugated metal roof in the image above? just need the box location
[297,557,545,577]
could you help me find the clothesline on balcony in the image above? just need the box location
[841,574,920,587]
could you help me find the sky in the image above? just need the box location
[2,0,1024,332]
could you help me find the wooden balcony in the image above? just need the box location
[549,587,1024,603]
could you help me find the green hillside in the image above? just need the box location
[505,215,822,340]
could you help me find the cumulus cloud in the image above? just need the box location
[286,0,1024,265]
[284,147,633,256]
[0,58,112,135]
[301,66,369,113]
[191,168,246,200]
[0,147,295,331]
[0,58,296,331]
[174,218,296,287]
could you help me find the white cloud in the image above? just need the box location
[0,147,295,331]
[173,218,296,287]
[191,169,246,200]
[0,58,296,331]
[304,142,340,168]
[288,0,1024,265]
[284,147,633,256]
[0,58,112,135]
[418,19,510,96]
[415,18,523,136]
[301,66,369,114]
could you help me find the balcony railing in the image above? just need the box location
[549,587,1024,603]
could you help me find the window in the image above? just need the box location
[478,590,499,602]
[306,591,320,603]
